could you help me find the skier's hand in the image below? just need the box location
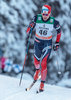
[53,42,59,51]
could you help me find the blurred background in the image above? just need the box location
[0,0,71,87]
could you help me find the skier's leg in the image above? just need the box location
[40,48,52,90]
[41,54,49,82]
[34,56,40,69]
[33,40,42,81]
[34,56,40,80]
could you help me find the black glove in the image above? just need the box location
[53,42,59,51]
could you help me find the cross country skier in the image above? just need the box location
[26,5,61,92]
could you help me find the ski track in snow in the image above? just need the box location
[0,75,71,100]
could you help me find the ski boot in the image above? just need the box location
[36,82,44,93]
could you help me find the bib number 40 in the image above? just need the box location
[39,30,47,35]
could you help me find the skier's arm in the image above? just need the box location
[54,19,61,43]
[26,16,37,34]
[53,19,61,51]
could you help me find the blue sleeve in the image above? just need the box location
[54,19,61,33]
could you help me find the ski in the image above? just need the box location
[25,80,36,91]
[36,89,44,94]
[25,75,41,91]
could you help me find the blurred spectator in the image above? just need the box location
[4,59,13,73]
[0,48,23,74]
[13,64,23,74]
[0,57,7,73]
[0,48,6,73]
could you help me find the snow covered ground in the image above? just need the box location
[0,74,71,100]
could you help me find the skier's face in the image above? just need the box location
[42,11,50,21]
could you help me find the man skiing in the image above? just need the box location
[26,5,61,92]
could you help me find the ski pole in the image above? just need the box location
[52,44,62,75]
[54,50,62,75]
[56,51,61,75]
[19,29,32,86]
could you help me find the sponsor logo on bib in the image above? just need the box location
[38,17,41,20]
[50,19,53,23]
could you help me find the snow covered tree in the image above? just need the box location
[0,0,71,84]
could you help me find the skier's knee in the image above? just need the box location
[34,56,40,69]
[41,55,48,69]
